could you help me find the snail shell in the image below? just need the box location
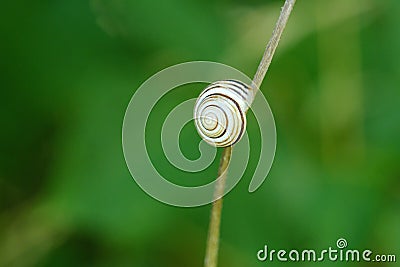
[194,80,254,147]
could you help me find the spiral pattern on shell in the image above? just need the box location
[194,80,254,147]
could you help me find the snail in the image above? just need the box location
[194,80,255,147]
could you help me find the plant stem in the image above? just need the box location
[204,146,232,267]
[253,0,297,90]
[204,1,296,267]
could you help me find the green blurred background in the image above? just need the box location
[1,0,399,266]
